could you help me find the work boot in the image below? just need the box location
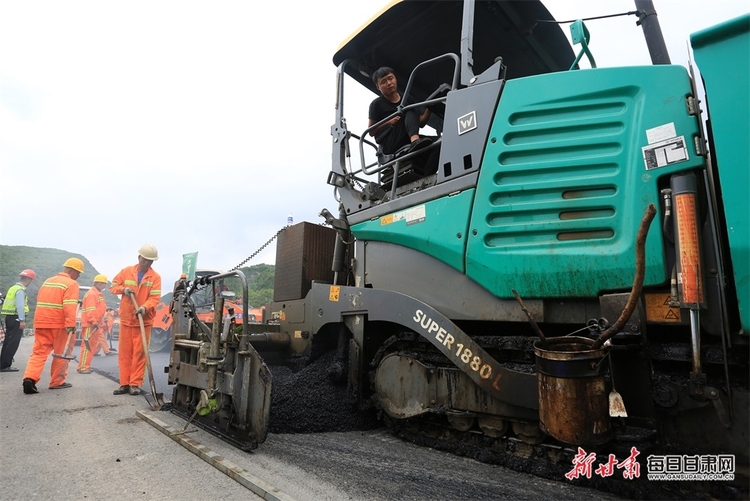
[408,137,432,153]
[105,351,117,356]
[0,366,19,372]
[129,387,142,396]
[77,369,92,374]
[23,378,39,394]
[113,385,130,395]
[49,382,72,389]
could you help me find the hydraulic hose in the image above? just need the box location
[593,203,657,349]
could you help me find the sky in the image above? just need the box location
[1,0,748,290]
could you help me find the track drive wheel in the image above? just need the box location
[149,327,171,352]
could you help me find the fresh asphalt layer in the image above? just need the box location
[1,336,625,501]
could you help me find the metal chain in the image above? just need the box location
[229,226,288,271]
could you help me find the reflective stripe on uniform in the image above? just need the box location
[37,302,64,309]
[41,282,68,290]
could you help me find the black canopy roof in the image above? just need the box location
[334,0,576,100]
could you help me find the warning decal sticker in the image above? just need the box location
[642,136,689,170]
[395,205,426,226]
[381,205,427,227]
[644,293,682,323]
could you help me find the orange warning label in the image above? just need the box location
[675,194,704,305]
[329,286,340,302]
[381,214,394,226]
[644,293,682,323]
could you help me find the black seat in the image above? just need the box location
[379,143,423,186]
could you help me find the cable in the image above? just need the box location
[228,226,288,272]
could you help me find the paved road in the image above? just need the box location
[2,336,627,500]
[85,339,171,397]
[0,337,258,501]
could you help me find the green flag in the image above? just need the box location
[182,252,198,281]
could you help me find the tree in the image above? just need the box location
[223,264,275,308]
[0,245,119,323]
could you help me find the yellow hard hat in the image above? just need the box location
[93,274,108,283]
[138,243,159,261]
[63,257,85,273]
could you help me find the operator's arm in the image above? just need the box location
[368,116,400,137]
[368,98,400,138]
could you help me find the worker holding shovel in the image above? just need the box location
[76,274,109,374]
[22,258,84,394]
[109,244,161,396]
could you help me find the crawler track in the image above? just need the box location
[384,415,746,500]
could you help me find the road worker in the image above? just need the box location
[97,308,117,356]
[109,244,161,396]
[22,258,83,394]
[1,269,36,372]
[76,274,109,374]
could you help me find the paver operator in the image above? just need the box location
[109,244,161,396]
[76,274,109,374]
[1,269,36,372]
[22,258,83,394]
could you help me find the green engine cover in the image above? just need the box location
[350,190,475,272]
[466,65,704,298]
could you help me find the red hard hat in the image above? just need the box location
[20,269,36,280]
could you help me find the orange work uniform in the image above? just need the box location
[110,265,161,388]
[77,287,106,371]
[24,272,79,387]
[94,310,116,355]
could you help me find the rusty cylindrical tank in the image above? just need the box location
[534,336,612,446]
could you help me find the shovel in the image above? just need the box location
[51,328,77,378]
[127,291,165,411]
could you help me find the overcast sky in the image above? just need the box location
[1,0,747,290]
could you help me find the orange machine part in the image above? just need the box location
[674,193,704,306]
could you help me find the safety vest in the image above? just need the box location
[1,283,28,316]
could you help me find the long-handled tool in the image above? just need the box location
[107,320,116,352]
[52,328,77,361]
[51,328,78,379]
[127,291,165,410]
[81,322,101,355]
[102,312,117,353]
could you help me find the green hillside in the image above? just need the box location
[230,263,275,308]
[0,245,119,323]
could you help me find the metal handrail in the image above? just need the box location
[358,53,460,178]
